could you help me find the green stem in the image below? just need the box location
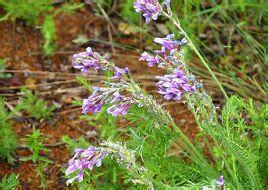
[163,12,229,100]
[189,96,242,189]
[129,79,216,178]
[170,121,217,177]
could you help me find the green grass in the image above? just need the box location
[0,97,18,164]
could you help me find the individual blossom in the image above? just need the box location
[134,0,161,22]
[66,146,109,185]
[82,87,107,114]
[154,34,176,52]
[72,47,102,73]
[107,92,134,116]
[217,175,225,189]
[139,52,161,67]
[107,103,131,117]
[111,67,129,80]
[156,69,196,101]
[154,34,188,55]
[107,98,133,117]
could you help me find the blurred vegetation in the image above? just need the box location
[0,97,17,164]
[0,58,11,79]
[0,0,83,56]
[42,14,56,56]
[99,0,267,102]
[166,0,267,102]
[0,0,266,99]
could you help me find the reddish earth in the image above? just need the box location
[0,6,211,189]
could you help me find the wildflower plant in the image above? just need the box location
[65,1,266,189]
[20,128,52,164]
[17,88,56,120]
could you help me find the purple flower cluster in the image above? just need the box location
[72,47,134,117]
[138,34,197,100]
[139,52,161,67]
[66,147,109,185]
[134,0,161,22]
[139,35,187,67]
[82,88,134,117]
[72,47,129,81]
[156,69,196,101]
[82,88,105,114]
[72,47,101,73]
[107,98,132,117]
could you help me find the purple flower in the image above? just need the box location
[82,88,105,114]
[139,52,161,67]
[72,47,101,73]
[107,93,133,117]
[134,0,161,22]
[156,69,196,101]
[217,175,225,187]
[154,34,175,54]
[82,88,134,117]
[154,34,175,51]
[66,147,109,185]
[107,100,132,117]
[154,34,188,55]
[111,67,129,80]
